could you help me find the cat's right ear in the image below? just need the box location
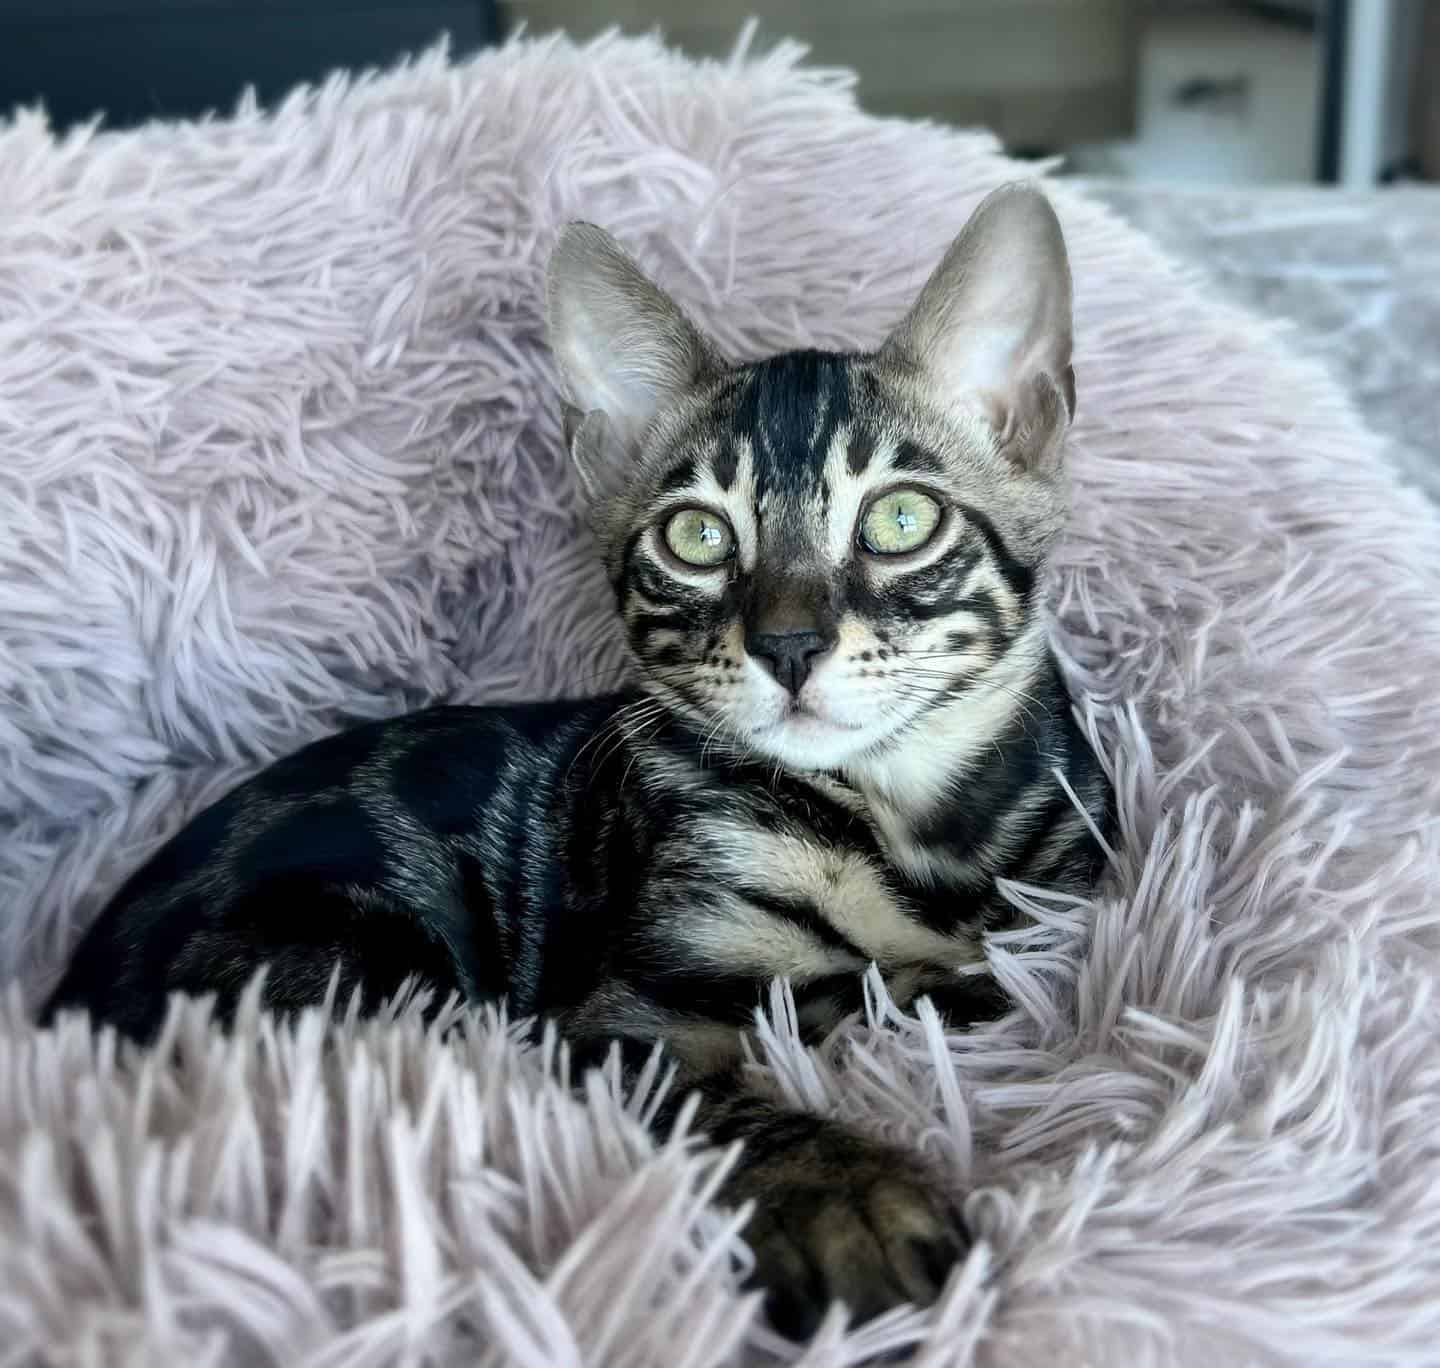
[546,223,715,499]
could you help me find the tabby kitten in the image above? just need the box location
[44,183,1112,1336]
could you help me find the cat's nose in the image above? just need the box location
[746,629,834,695]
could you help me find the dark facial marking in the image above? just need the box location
[713,441,739,491]
[888,542,986,619]
[953,593,1004,647]
[629,557,703,609]
[729,351,855,496]
[891,440,944,475]
[658,457,698,494]
[944,629,977,654]
[956,503,1035,602]
[631,609,691,635]
[846,427,876,476]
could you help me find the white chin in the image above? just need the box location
[750,712,877,771]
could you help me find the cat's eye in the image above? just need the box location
[664,507,736,567]
[859,489,942,555]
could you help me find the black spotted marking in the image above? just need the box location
[96,782,247,916]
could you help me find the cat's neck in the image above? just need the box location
[840,627,1048,829]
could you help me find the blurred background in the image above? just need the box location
[1,1,1435,188]
[2,1,1436,494]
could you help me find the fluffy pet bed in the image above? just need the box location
[3,31,1440,1367]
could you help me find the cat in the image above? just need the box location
[42,182,1113,1337]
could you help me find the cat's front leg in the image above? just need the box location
[569,1006,968,1335]
[686,1074,969,1339]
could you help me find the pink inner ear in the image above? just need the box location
[997,372,1072,474]
[982,391,1018,446]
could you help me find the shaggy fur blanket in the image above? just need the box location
[3,31,1440,1368]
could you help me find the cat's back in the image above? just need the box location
[42,696,628,1037]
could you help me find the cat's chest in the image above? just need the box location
[864,800,995,899]
[680,802,985,984]
[800,772,991,908]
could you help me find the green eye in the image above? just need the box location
[860,489,942,554]
[664,507,735,567]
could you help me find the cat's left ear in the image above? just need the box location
[546,223,717,499]
[881,183,1075,474]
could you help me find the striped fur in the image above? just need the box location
[43,185,1112,1336]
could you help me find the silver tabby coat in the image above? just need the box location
[45,184,1113,1336]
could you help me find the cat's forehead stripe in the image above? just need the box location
[728,351,856,497]
[666,362,943,538]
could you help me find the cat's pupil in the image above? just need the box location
[699,522,721,545]
[895,507,917,532]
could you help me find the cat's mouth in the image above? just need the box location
[775,699,864,731]
[788,702,834,721]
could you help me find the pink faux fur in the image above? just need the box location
[2,30,1439,1367]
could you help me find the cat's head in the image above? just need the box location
[545,184,1075,773]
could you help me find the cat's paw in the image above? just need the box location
[733,1131,968,1340]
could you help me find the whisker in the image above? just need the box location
[883,669,1045,725]
[618,707,671,793]
[562,697,667,787]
